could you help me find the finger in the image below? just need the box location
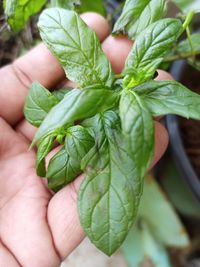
[0,12,110,126]
[47,121,168,260]
[0,117,29,160]
[155,70,174,121]
[0,243,21,267]
[150,121,169,169]
[102,35,133,73]
[156,69,173,81]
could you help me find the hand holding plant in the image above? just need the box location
[0,12,169,267]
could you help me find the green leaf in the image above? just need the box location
[134,80,200,120]
[78,0,105,16]
[65,125,95,161]
[38,8,113,88]
[123,18,182,88]
[36,134,55,177]
[139,176,190,247]
[79,111,143,256]
[50,0,105,16]
[47,125,94,191]
[121,219,172,267]
[176,33,200,56]
[4,0,47,32]
[24,82,59,127]
[120,90,154,177]
[33,88,119,144]
[172,0,200,14]
[52,88,72,101]
[46,147,80,191]
[50,0,80,9]
[113,0,166,40]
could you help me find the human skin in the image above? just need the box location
[0,12,169,267]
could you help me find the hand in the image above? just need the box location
[0,13,169,267]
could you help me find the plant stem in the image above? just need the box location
[182,11,195,31]
[164,51,200,62]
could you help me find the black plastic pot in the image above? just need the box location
[157,60,200,219]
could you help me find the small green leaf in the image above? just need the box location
[113,0,166,40]
[172,0,200,14]
[78,0,105,16]
[50,0,80,9]
[65,125,95,162]
[33,88,119,144]
[79,111,143,256]
[176,33,200,56]
[123,18,182,88]
[134,80,200,120]
[4,0,47,32]
[50,0,105,16]
[36,134,55,177]
[47,125,94,191]
[52,88,72,101]
[24,82,59,127]
[38,8,113,88]
[46,147,80,191]
[120,90,154,177]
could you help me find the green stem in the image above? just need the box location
[182,11,195,31]
[164,51,200,62]
[186,26,196,62]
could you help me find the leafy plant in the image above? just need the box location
[23,1,200,256]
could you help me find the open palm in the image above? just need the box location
[0,13,169,267]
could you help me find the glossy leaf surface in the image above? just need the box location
[24,82,59,127]
[134,80,200,120]
[120,90,154,177]
[38,8,113,88]
[79,111,143,256]
[123,18,182,88]
[113,0,166,39]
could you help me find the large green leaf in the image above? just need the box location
[4,0,47,32]
[47,126,94,191]
[36,134,55,177]
[38,8,113,88]
[113,0,166,40]
[134,80,200,120]
[119,90,154,177]
[24,82,59,127]
[79,111,143,256]
[33,88,119,144]
[123,18,182,88]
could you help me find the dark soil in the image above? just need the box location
[178,64,200,178]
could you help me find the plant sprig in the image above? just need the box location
[24,1,200,256]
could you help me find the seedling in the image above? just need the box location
[24,1,200,256]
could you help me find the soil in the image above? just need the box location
[178,64,200,178]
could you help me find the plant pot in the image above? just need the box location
[156,60,200,219]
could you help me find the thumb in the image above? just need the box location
[0,117,28,159]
